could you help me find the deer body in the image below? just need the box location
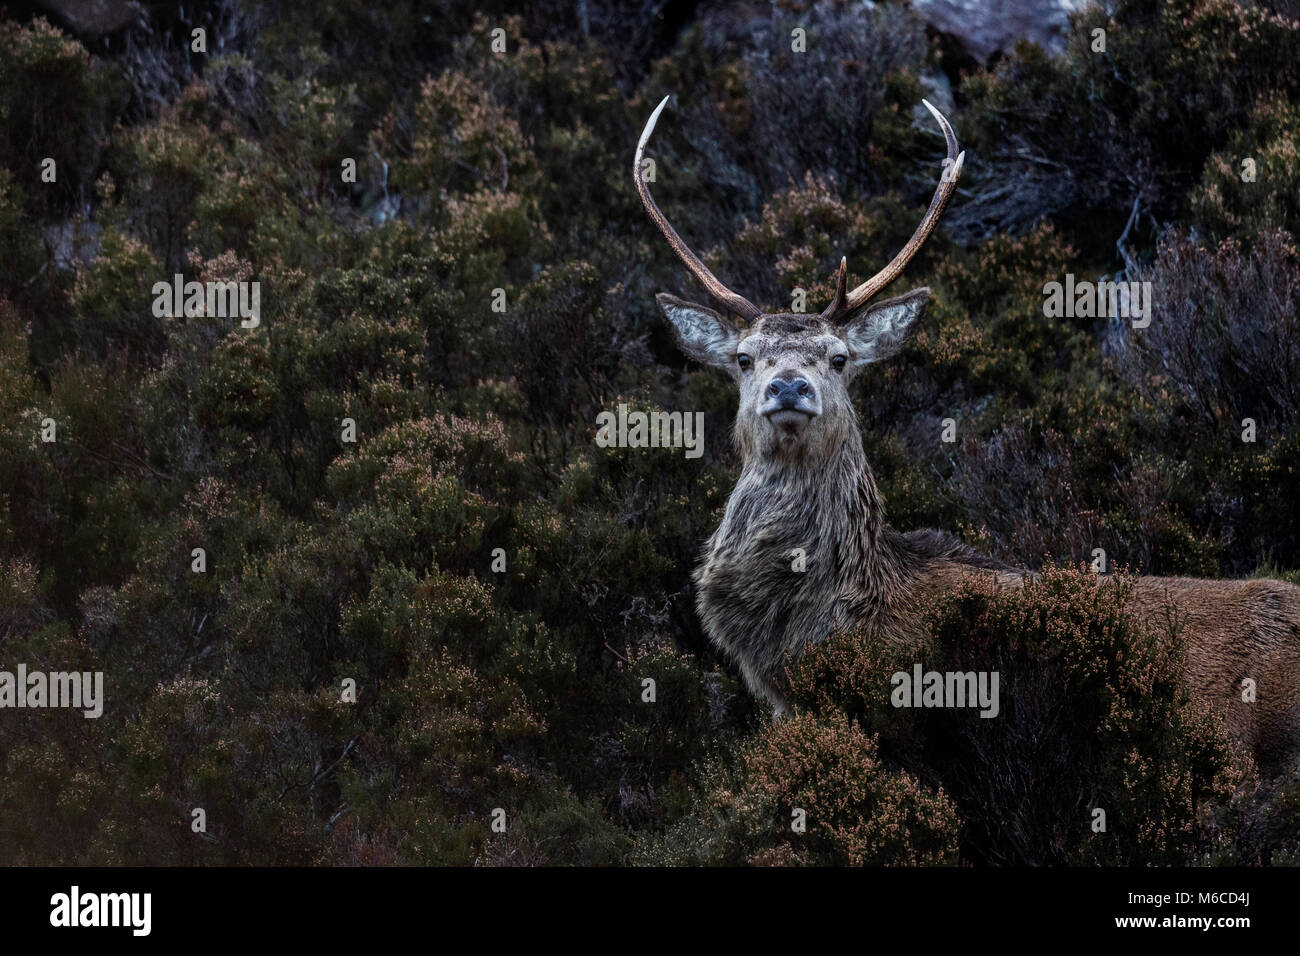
[635,95,1300,775]
[694,392,1015,711]
[1125,576,1300,771]
[697,394,1300,773]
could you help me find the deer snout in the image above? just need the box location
[761,374,820,426]
[766,377,813,407]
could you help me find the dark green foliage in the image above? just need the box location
[1190,98,1300,242]
[956,0,1300,252]
[0,17,117,215]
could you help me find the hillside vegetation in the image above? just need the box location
[1,0,1298,864]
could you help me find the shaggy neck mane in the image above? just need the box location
[727,424,914,614]
[698,411,1008,709]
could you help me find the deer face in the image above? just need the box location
[634,93,960,462]
[657,289,929,462]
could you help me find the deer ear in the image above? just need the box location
[841,288,930,367]
[657,293,742,370]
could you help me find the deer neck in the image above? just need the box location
[704,427,909,626]
[693,422,919,702]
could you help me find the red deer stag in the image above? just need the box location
[634,94,1300,775]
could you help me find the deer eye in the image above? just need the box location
[737,353,752,371]
[831,354,848,372]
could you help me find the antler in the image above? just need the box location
[821,99,964,324]
[635,95,763,325]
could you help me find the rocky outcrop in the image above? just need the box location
[32,0,145,39]
[913,0,1090,63]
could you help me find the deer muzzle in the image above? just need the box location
[761,376,820,427]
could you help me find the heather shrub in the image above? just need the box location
[1117,229,1300,567]
[498,260,620,457]
[264,46,362,190]
[948,422,1103,567]
[195,330,277,430]
[947,415,1220,574]
[0,620,114,863]
[68,227,164,361]
[709,172,892,315]
[0,171,43,293]
[957,0,1300,250]
[396,69,537,207]
[861,428,965,535]
[1190,97,1300,242]
[641,711,960,866]
[468,20,630,243]
[188,134,285,263]
[0,17,114,215]
[256,0,468,115]
[1242,779,1300,865]
[110,86,222,272]
[0,302,60,554]
[1121,228,1300,433]
[926,224,1088,403]
[102,477,290,698]
[650,2,929,203]
[102,676,333,864]
[326,413,527,572]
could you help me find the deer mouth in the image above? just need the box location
[764,408,816,430]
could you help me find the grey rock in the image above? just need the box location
[913,0,1090,62]
[32,0,146,39]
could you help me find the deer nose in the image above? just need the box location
[767,377,814,407]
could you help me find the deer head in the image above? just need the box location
[636,95,963,465]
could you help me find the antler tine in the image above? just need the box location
[829,99,964,322]
[635,95,763,325]
[819,257,849,321]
